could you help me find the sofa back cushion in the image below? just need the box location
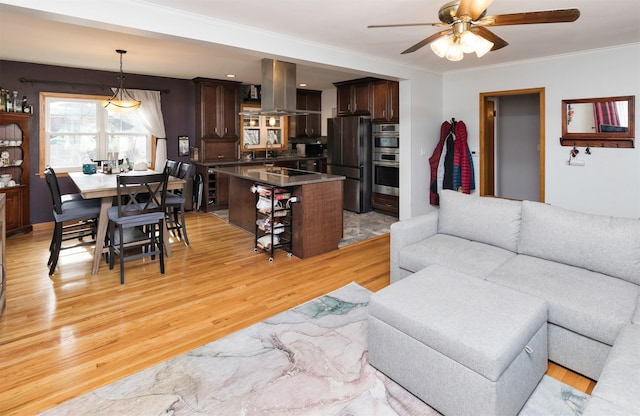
[438,190,522,252]
[519,200,640,284]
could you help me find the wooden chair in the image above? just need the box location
[44,167,101,275]
[107,171,169,284]
[165,162,195,245]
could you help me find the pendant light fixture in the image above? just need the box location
[101,49,141,113]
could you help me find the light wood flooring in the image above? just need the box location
[0,212,595,415]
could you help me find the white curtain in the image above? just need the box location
[127,89,167,171]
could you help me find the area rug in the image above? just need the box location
[41,283,590,415]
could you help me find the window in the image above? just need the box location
[40,92,154,173]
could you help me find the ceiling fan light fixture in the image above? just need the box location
[101,49,141,113]
[445,41,464,61]
[430,35,453,58]
[474,35,494,58]
[460,30,478,53]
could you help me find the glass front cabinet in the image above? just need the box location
[240,104,288,152]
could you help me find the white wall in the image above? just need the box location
[443,44,640,218]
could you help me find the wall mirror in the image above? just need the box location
[561,95,635,148]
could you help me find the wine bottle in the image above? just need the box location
[5,90,12,112]
[12,91,19,112]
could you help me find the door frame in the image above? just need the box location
[479,87,546,202]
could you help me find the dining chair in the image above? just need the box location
[165,162,195,245]
[164,159,181,177]
[44,167,101,275]
[107,170,169,284]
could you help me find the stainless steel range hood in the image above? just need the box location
[240,59,320,117]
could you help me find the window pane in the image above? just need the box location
[44,94,152,171]
[49,100,98,133]
[107,134,149,164]
[49,134,97,168]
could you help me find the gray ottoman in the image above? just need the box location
[368,265,548,416]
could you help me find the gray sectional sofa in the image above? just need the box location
[387,190,640,414]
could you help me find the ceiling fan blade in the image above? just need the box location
[368,22,441,28]
[456,0,494,20]
[482,9,580,26]
[472,26,508,51]
[401,30,450,54]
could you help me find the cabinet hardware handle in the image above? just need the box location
[217,155,224,159]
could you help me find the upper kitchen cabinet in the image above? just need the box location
[194,77,241,140]
[334,79,372,116]
[240,103,288,151]
[371,80,399,123]
[289,89,322,138]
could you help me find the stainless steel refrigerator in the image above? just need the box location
[326,116,372,213]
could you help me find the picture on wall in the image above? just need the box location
[178,136,190,156]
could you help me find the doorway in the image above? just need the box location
[479,88,545,202]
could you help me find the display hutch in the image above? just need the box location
[0,194,5,316]
[0,112,31,236]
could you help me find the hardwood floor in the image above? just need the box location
[0,212,594,415]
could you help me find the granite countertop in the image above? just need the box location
[195,155,326,167]
[212,165,345,187]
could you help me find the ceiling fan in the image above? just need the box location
[368,0,580,61]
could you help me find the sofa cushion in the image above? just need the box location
[398,233,517,279]
[518,200,640,285]
[487,255,639,346]
[589,324,640,414]
[438,190,522,252]
[582,396,640,416]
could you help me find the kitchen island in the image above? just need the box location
[195,156,326,211]
[212,165,345,259]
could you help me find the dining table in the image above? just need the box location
[68,170,185,275]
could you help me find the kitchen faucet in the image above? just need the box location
[265,140,273,165]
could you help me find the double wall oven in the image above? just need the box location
[372,123,399,196]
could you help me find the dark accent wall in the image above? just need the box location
[0,60,195,224]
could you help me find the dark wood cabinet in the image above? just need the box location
[0,194,5,316]
[0,112,31,236]
[227,173,343,259]
[201,137,238,163]
[372,80,399,123]
[335,79,372,116]
[372,192,399,216]
[289,89,322,138]
[196,164,230,212]
[194,77,241,141]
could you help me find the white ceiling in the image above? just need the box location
[1,0,639,90]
